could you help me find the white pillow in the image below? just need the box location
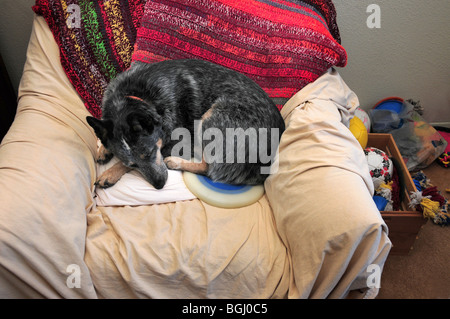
[94,156,196,207]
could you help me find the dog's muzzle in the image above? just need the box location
[139,162,168,190]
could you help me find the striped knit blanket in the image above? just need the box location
[33,0,145,118]
[33,0,346,117]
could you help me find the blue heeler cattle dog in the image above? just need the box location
[87,59,285,189]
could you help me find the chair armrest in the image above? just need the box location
[265,69,392,298]
[0,15,98,298]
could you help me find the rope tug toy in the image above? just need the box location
[409,171,450,226]
[436,152,450,168]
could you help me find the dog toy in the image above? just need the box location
[183,172,264,209]
[349,116,368,149]
[364,147,393,190]
[372,162,403,212]
[409,171,450,226]
[374,182,394,211]
[373,195,388,211]
[354,107,371,133]
[436,152,450,168]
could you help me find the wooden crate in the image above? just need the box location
[367,133,427,255]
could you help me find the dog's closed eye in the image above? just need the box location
[132,122,143,132]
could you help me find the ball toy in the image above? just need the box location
[349,116,368,149]
[373,195,388,211]
[364,147,394,190]
[354,107,371,132]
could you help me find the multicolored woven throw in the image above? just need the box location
[33,0,145,118]
[132,0,347,109]
[33,0,346,116]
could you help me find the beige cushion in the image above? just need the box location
[265,68,391,298]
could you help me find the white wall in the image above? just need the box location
[334,0,450,125]
[1,0,449,125]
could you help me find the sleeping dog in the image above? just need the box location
[87,59,285,189]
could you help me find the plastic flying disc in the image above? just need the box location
[373,97,404,113]
[183,172,265,208]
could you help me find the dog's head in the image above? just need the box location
[87,100,168,189]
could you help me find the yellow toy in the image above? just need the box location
[349,116,368,149]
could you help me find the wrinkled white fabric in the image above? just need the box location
[95,156,196,207]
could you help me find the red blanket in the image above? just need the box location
[132,0,347,110]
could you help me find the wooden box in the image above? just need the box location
[367,133,426,255]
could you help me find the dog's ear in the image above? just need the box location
[127,113,154,135]
[86,116,113,145]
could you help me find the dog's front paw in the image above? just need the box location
[95,162,132,188]
[164,156,183,170]
[95,171,119,188]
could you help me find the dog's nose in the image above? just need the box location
[139,163,168,190]
[153,180,165,190]
[150,170,168,190]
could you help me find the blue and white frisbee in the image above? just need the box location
[183,172,265,208]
